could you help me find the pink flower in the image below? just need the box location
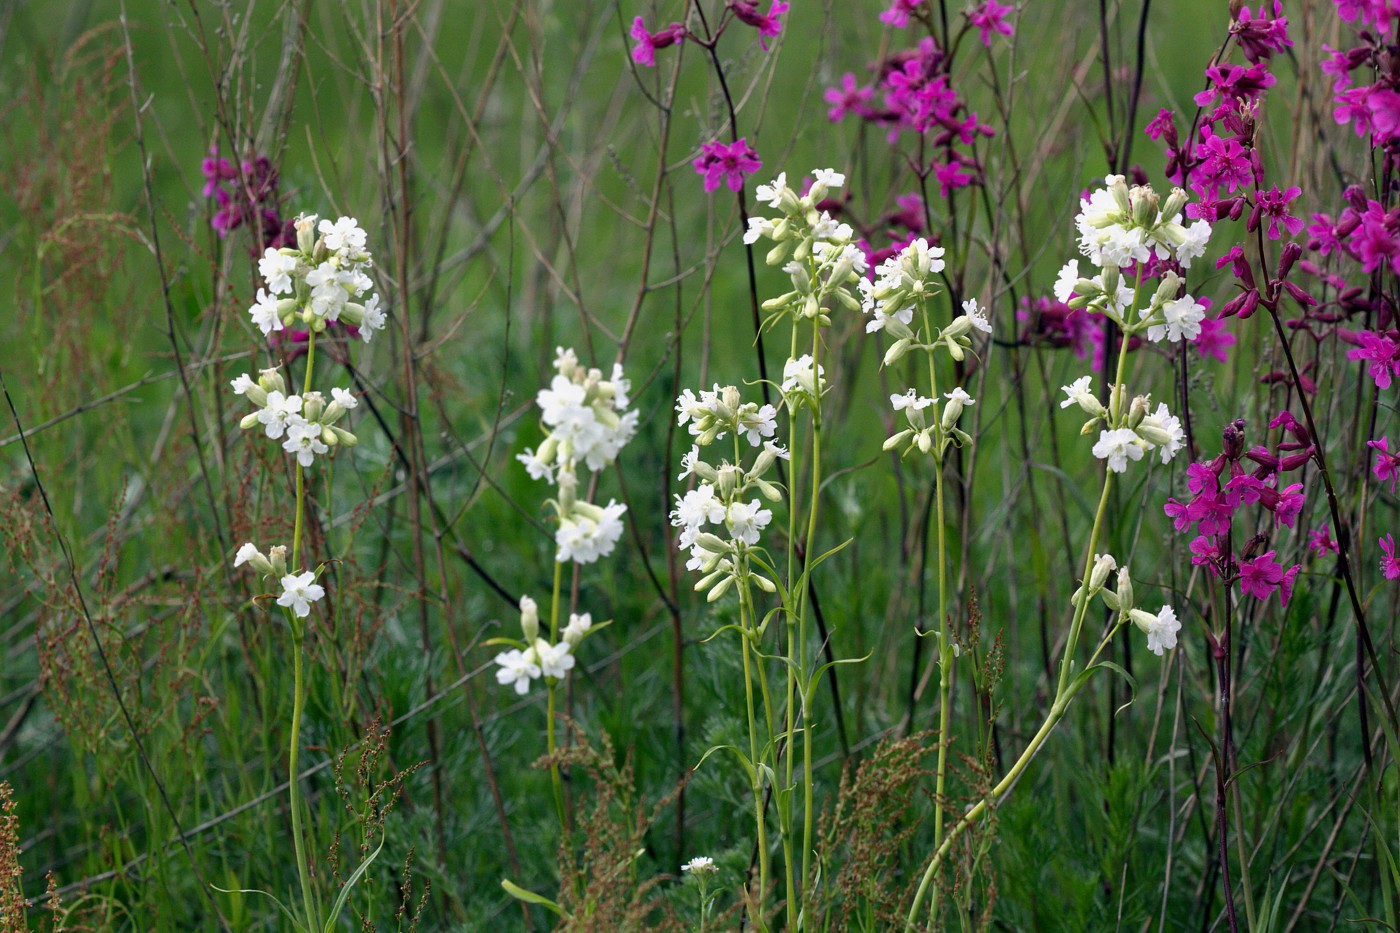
[1346,330,1400,389]
[1145,108,1176,141]
[1193,313,1236,363]
[1255,185,1304,240]
[879,0,925,28]
[630,17,686,67]
[1191,130,1254,197]
[729,0,788,50]
[1370,437,1400,494]
[933,157,974,197]
[825,73,875,122]
[1309,525,1339,556]
[1279,562,1303,607]
[1231,2,1292,63]
[1240,550,1285,601]
[692,138,762,193]
[1381,534,1400,580]
[967,0,1014,47]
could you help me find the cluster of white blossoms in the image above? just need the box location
[746,169,868,324]
[232,542,327,620]
[518,347,637,565]
[230,368,360,468]
[671,384,789,602]
[493,595,595,695]
[1054,175,1211,342]
[1074,553,1182,657]
[1060,376,1186,473]
[251,214,387,343]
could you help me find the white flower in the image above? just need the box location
[671,484,726,530]
[282,419,329,467]
[306,262,349,322]
[360,294,387,342]
[1053,260,1080,304]
[1139,403,1186,464]
[318,216,368,254]
[1147,294,1206,343]
[1059,376,1098,412]
[1130,605,1181,656]
[1092,428,1145,473]
[1175,220,1212,268]
[891,389,934,412]
[744,215,778,245]
[738,404,778,446]
[755,172,791,209]
[230,374,255,395]
[234,542,261,567]
[249,288,284,336]
[562,612,592,647]
[276,571,325,619]
[726,500,773,546]
[516,447,554,482]
[961,298,992,334]
[812,168,846,189]
[494,648,541,695]
[257,391,303,439]
[677,445,702,480]
[682,856,717,873]
[555,500,627,564]
[781,354,825,397]
[258,249,299,295]
[536,640,576,679]
[331,387,358,410]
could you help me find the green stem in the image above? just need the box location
[738,582,771,930]
[547,559,566,831]
[288,622,317,931]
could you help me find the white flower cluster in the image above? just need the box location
[864,239,991,369]
[1074,555,1181,657]
[1060,376,1185,473]
[230,369,359,468]
[885,386,977,459]
[493,595,595,695]
[1054,176,1211,343]
[671,385,789,602]
[251,214,386,343]
[517,347,636,565]
[746,169,868,323]
[231,542,326,619]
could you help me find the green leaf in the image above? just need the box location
[211,884,309,933]
[323,836,385,932]
[501,879,566,917]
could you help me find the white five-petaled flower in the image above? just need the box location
[682,856,717,874]
[812,168,845,189]
[318,216,368,254]
[331,387,358,410]
[891,389,935,412]
[562,612,592,647]
[249,288,284,336]
[961,298,992,334]
[555,500,627,564]
[230,374,255,395]
[1147,294,1207,343]
[359,294,387,343]
[1130,605,1181,656]
[257,391,303,439]
[258,249,299,295]
[1059,376,1100,414]
[234,542,261,567]
[276,571,325,618]
[494,648,541,695]
[535,640,576,680]
[726,500,773,546]
[282,420,329,467]
[1092,428,1145,473]
[1053,259,1080,304]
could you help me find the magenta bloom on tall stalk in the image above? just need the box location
[966,0,1014,47]
[693,138,762,193]
[1370,437,1400,494]
[728,0,788,49]
[630,16,685,67]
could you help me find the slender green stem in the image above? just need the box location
[288,622,317,931]
[547,559,566,831]
[798,321,822,911]
[738,582,771,930]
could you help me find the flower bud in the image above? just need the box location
[1100,264,1121,297]
[1108,174,1131,214]
[706,575,734,602]
[1128,395,1150,429]
[716,464,741,500]
[751,573,777,593]
[1161,187,1188,220]
[259,368,287,396]
[240,412,262,431]
[693,532,731,554]
[329,426,358,447]
[302,392,325,422]
[295,214,319,254]
[1131,187,1160,227]
[883,337,913,367]
[1114,567,1134,611]
[883,429,913,451]
[1089,553,1117,591]
[268,545,289,578]
[519,595,539,642]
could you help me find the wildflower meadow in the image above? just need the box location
[4,0,1400,929]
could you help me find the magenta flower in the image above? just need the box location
[1308,525,1339,556]
[1273,482,1305,528]
[1369,437,1400,494]
[1381,534,1400,580]
[1279,563,1303,607]
[1240,550,1285,601]
[967,0,1014,47]
[630,17,686,67]
[693,138,762,193]
[1345,330,1400,389]
[1255,185,1304,240]
[1145,108,1176,141]
[1193,63,1276,110]
[879,0,925,28]
[933,158,974,197]
[1191,131,1254,196]
[825,73,875,122]
[1193,313,1236,363]
[729,0,788,50]
[1231,2,1292,63]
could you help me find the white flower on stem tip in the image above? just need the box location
[671,484,726,531]
[1138,402,1186,464]
[811,211,853,243]
[781,355,825,398]
[677,445,702,480]
[755,172,792,210]
[1089,552,1118,590]
[863,279,915,334]
[331,387,358,410]
[555,500,627,564]
[562,612,592,647]
[257,391,303,439]
[682,856,717,874]
[249,288,284,336]
[1092,427,1145,473]
[233,542,261,567]
[738,404,778,446]
[726,500,773,546]
[259,249,299,295]
[517,447,555,483]
[961,298,992,334]
[536,639,576,680]
[359,294,387,342]
[230,374,255,395]
[941,387,975,429]
[318,216,368,254]
[307,262,349,322]
[1147,294,1207,343]
[1130,605,1181,656]
[283,419,329,467]
[812,167,845,190]
[276,571,325,619]
[518,595,540,643]
[1059,376,1103,416]
[1053,260,1080,304]
[744,216,779,245]
[494,647,541,695]
[891,389,935,412]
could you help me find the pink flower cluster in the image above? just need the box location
[1321,0,1400,147]
[1163,416,1310,607]
[692,138,762,193]
[201,149,293,253]
[630,1,789,67]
